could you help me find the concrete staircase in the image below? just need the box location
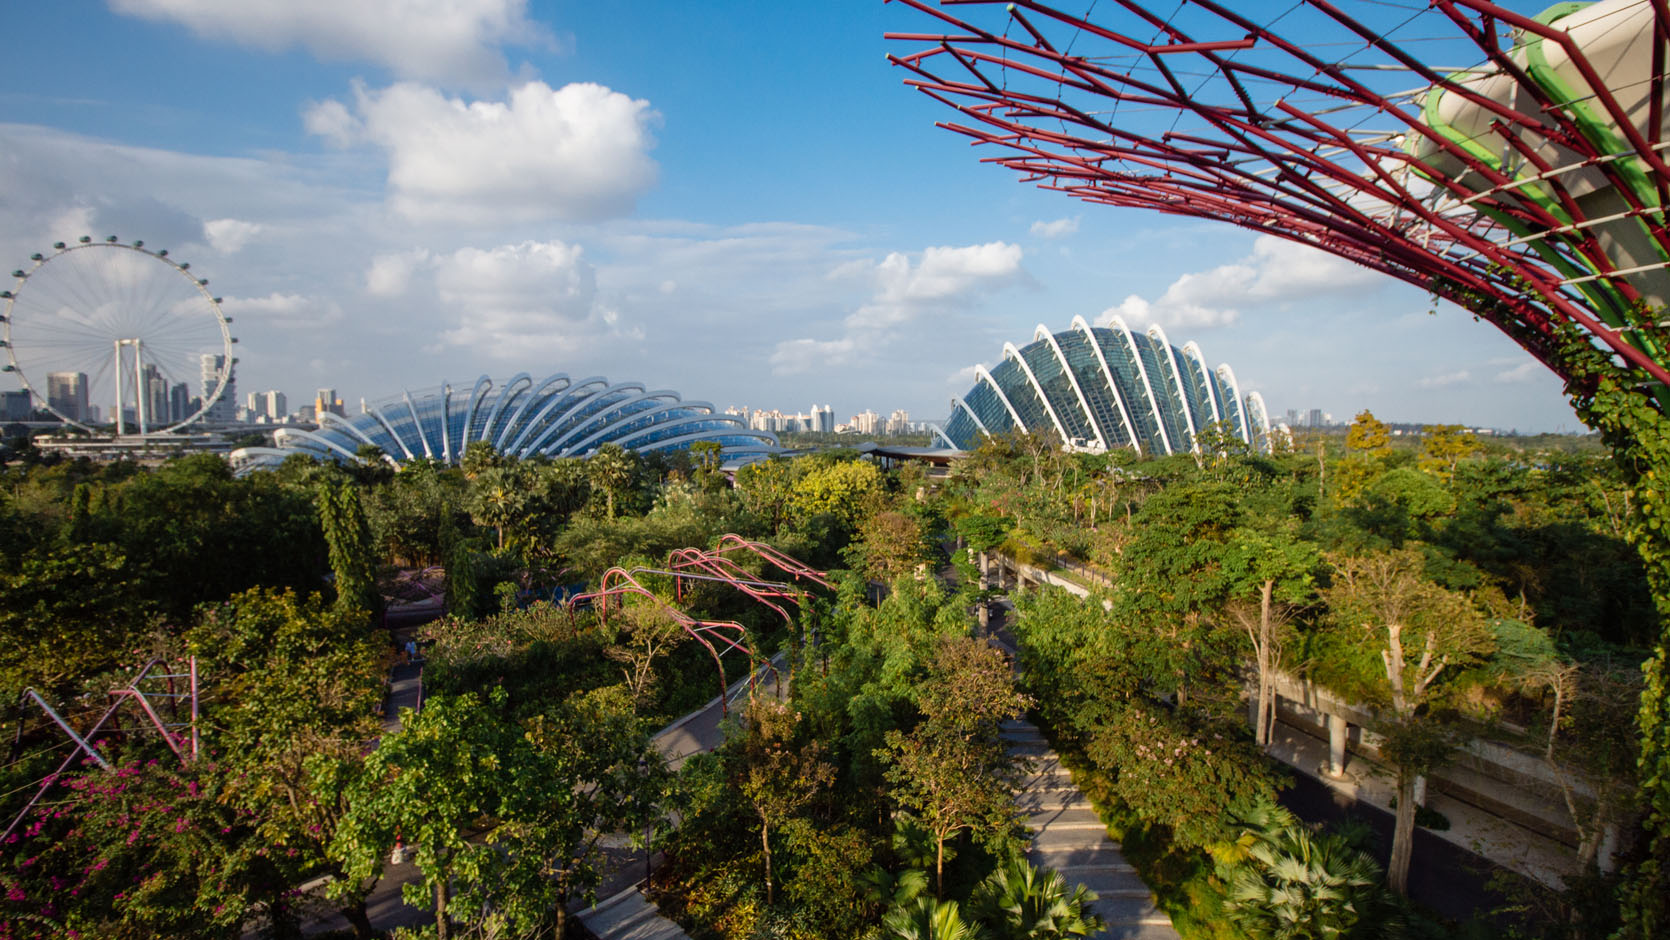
[1004,719,1180,940]
[578,886,691,940]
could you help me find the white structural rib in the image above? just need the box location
[461,375,495,446]
[1146,324,1199,447]
[1215,364,1253,441]
[1245,391,1271,451]
[1034,324,1106,450]
[481,373,532,444]
[506,375,605,455]
[975,364,1028,431]
[499,373,570,448]
[402,391,433,459]
[932,421,959,449]
[553,390,680,454]
[1109,315,1174,455]
[363,404,416,460]
[273,427,362,464]
[317,411,390,458]
[950,395,993,436]
[1070,316,1142,455]
[523,380,639,454]
[1181,341,1223,426]
[1003,342,1071,445]
[440,384,454,463]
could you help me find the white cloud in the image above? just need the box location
[364,249,433,297]
[203,218,263,254]
[427,240,633,358]
[770,338,858,375]
[222,292,343,329]
[1029,217,1079,239]
[306,80,659,225]
[1417,370,1472,389]
[772,242,1024,374]
[1495,361,1542,383]
[108,0,549,88]
[1102,234,1381,331]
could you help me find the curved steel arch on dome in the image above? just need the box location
[230,373,779,474]
[887,0,1670,407]
[935,321,1270,455]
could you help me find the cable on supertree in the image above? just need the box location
[886,0,1670,405]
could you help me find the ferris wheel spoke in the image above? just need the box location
[5,242,232,430]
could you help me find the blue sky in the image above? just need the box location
[0,1,1583,432]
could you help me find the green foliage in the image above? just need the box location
[1215,798,1402,940]
[1084,701,1286,850]
[968,856,1105,939]
[317,480,379,616]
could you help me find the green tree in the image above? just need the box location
[790,458,885,531]
[317,481,380,616]
[883,636,1030,896]
[1222,524,1322,746]
[884,896,987,940]
[1417,424,1481,481]
[1321,547,1493,894]
[587,443,638,519]
[734,697,836,907]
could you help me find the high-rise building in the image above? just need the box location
[812,404,834,433]
[263,391,288,422]
[853,410,881,435]
[887,409,911,435]
[0,390,32,422]
[1307,408,1324,428]
[170,382,190,424]
[200,355,235,424]
[315,388,345,419]
[46,371,88,422]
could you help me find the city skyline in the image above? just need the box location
[0,2,1585,433]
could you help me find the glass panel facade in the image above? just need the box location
[1057,329,1131,449]
[942,405,984,449]
[990,356,1055,438]
[1018,340,1095,443]
[1176,349,1220,430]
[963,379,1016,437]
[1089,328,1164,452]
[1131,332,1191,451]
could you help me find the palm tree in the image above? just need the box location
[1219,799,1401,940]
[586,443,636,519]
[884,897,987,940]
[969,857,1104,939]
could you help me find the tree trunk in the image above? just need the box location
[435,879,449,940]
[1255,579,1274,746]
[340,899,374,939]
[935,834,946,899]
[761,818,774,906]
[1389,766,1418,896]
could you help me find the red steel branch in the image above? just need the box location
[886,0,1670,396]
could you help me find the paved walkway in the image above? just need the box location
[1005,720,1179,939]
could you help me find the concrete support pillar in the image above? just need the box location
[977,599,989,630]
[1326,712,1348,777]
[1599,824,1619,873]
[1413,775,1428,808]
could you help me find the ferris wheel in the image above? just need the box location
[1,236,236,434]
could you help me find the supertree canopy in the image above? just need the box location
[886,0,1670,405]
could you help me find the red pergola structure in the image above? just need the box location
[886,0,1670,404]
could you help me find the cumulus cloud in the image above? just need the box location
[1102,235,1381,330]
[1029,217,1079,239]
[306,80,659,224]
[203,218,263,254]
[222,292,343,329]
[1417,370,1472,389]
[423,240,635,358]
[108,0,549,88]
[1495,361,1542,383]
[364,249,433,297]
[772,242,1024,375]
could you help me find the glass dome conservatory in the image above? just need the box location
[937,316,1270,455]
[231,372,779,473]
